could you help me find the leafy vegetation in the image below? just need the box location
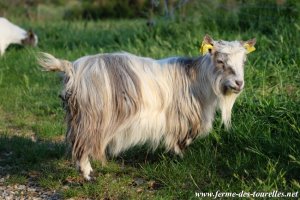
[0,0,299,199]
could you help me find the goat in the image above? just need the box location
[0,17,38,56]
[38,35,256,180]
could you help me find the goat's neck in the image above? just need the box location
[190,57,219,131]
[3,23,27,45]
[193,57,217,101]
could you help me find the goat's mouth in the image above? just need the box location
[223,85,243,95]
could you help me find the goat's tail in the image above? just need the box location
[37,52,73,79]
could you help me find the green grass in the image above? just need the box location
[0,15,299,199]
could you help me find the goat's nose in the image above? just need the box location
[235,80,244,88]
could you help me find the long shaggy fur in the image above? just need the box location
[38,36,255,180]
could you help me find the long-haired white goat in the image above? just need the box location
[38,35,256,180]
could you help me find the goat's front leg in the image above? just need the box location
[0,44,8,56]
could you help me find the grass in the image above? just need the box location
[0,13,300,199]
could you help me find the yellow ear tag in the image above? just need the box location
[244,43,256,54]
[200,42,213,55]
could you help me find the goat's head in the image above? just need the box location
[200,34,256,128]
[201,34,256,97]
[21,30,38,47]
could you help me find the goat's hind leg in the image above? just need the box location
[173,136,194,158]
[76,153,93,180]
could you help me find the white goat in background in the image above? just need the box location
[0,17,38,56]
[38,35,256,180]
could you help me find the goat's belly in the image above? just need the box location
[108,110,167,156]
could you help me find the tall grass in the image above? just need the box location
[0,3,299,199]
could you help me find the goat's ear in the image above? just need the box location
[203,34,214,45]
[242,38,256,54]
[27,30,35,39]
[200,34,215,55]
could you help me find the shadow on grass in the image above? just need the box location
[0,135,170,199]
[0,135,66,177]
[114,145,178,168]
[0,135,168,179]
[0,135,171,175]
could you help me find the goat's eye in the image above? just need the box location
[216,60,223,64]
[216,60,225,69]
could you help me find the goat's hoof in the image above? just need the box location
[84,175,91,181]
[83,170,96,182]
[84,175,96,182]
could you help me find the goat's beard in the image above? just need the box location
[219,93,239,129]
[212,77,239,129]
